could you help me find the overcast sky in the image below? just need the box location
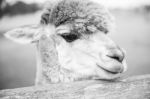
[6,0,150,9]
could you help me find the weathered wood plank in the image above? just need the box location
[0,74,150,99]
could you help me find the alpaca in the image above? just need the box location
[5,0,127,85]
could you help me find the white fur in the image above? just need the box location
[55,26,127,80]
[4,0,127,83]
[4,23,127,83]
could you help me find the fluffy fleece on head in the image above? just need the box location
[40,0,114,35]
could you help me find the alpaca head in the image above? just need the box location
[5,0,127,81]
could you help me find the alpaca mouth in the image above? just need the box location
[96,64,122,74]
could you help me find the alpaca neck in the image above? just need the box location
[35,35,61,85]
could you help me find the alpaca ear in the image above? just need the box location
[4,24,41,44]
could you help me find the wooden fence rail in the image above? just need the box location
[0,74,150,99]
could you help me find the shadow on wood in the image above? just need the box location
[0,74,150,99]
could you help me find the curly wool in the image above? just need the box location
[40,0,114,34]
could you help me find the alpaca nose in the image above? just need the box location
[106,46,125,63]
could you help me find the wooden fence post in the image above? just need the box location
[0,74,150,99]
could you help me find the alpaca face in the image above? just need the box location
[53,24,127,80]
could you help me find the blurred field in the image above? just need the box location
[0,10,150,90]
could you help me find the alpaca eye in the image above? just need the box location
[60,33,79,42]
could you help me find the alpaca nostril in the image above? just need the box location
[107,49,124,63]
[108,55,123,62]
